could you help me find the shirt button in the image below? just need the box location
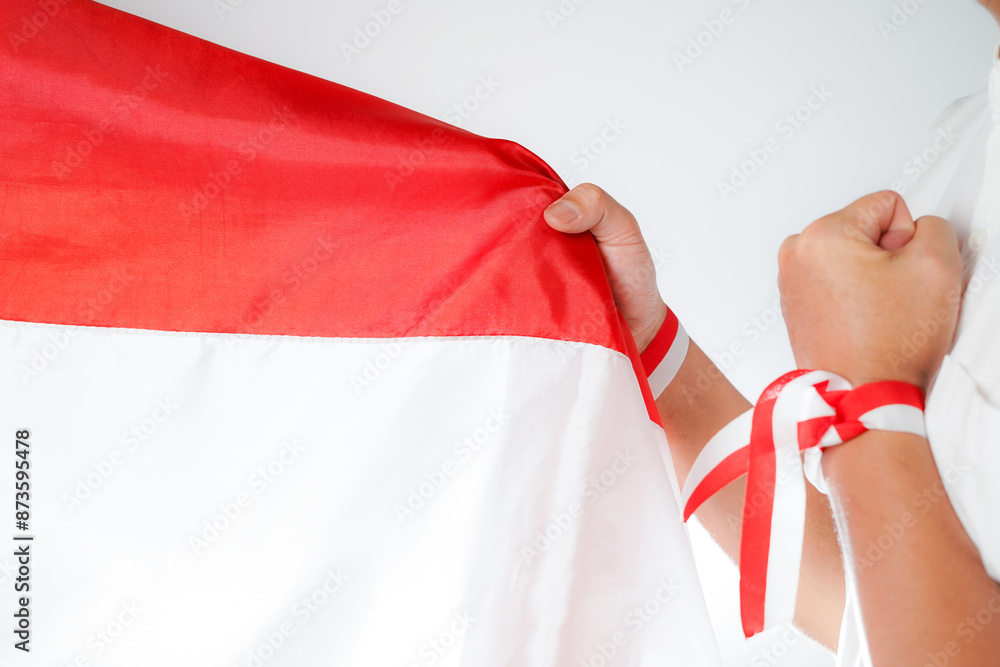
[970,228,990,252]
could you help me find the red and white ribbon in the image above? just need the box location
[641,307,689,397]
[680,370,926,638]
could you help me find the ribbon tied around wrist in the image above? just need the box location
[679,369,926,638]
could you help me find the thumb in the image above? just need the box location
[543,183,643,246]
[838,190,917,250]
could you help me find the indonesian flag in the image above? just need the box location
[0,1,721,664]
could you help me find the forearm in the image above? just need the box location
[824,431,1000,665]
[655,341,748,563]
[655,340,845,649]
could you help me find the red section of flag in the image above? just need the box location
[0,0,626,363]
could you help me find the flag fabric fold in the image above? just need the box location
[0,1,721,664]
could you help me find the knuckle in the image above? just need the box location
[916,248,962,294]
[777,235,798,267]
[932,249,964,285]
[800,213,837,241]
[573,182,606,210]
[792,226,825,257]
[854,190,899,220]
[868,189,901,211]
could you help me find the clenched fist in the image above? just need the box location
[778,191,963,390]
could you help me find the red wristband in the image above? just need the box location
[640,307,689,397]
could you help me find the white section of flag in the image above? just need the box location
[0,320,721,666]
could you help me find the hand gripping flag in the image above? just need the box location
[680,369,927,638]
[0,1,720,664]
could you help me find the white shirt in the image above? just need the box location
[837,51,1000,667]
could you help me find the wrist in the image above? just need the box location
[803,352,941,393]
[656,342,750,482]
[842,370,928,392]
[634,299,668,354]
[822,427,926,469]
[640,305,689,399]
[814,378,928,489]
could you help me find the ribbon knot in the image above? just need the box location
[680,370,926,638]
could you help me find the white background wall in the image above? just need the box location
[94,0,999,664]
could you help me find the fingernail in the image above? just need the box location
[546,200,581,225]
